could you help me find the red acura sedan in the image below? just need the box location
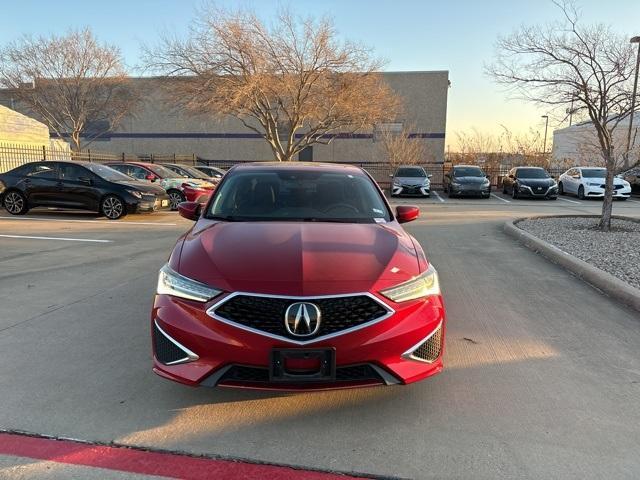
[152,163,446,390]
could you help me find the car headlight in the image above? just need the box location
[422,179,430,186]
[393,181,401,187]
[588,182,600,187]
[380,264,440,303]
[126,189,143,199]
[157,264,221,302]
[482,178,490,185]
[623,181,630,187]
[519,184,530,191]
[451,181,461,187]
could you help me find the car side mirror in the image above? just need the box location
[178,201,201,221]
[427,174,433,178]
[389,174,394,178]
[396,205,420,224]
[78,176,93,185]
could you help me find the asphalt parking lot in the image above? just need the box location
[1,194,640,479]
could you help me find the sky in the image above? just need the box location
[1,0,639,150]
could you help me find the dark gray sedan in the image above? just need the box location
[443,165,491,198]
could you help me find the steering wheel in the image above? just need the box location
[323,203,360,214]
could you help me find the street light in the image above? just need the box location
[626,36,640,161]
[541,115,549,155]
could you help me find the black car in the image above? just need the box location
[0,161,170,220]
[195,165,226,179]
[502,167,558,200]
[443,165,491,198]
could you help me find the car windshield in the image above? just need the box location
[516,168,549,179]
[179,165,210,180]
[581,168,606,178]
[146,164,182,178]
[396,167,425,177]
[207,170,390,223]
[453,167,484,177]
[84,163,136,182]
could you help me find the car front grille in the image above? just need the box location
[153,322,194,365]
[408,324,443,363]
[216,364,384,386]
[212,294,390,341]
[600,184,624,190]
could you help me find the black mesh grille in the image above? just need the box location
[214,294,389,340]
[218,364,383,385]
[153,323,190,365]
[411,325,443,362]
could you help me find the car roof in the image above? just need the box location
[453,164,483,168]
[230,162,367,175]
[516,166,545,170]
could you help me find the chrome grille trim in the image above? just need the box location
[206,291,395,346]
[154,320,199,365]
[401,321,443,364]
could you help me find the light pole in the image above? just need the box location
[541,115,549,155]
[626,36,640,162]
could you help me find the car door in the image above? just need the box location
[58,163,99,208]
[21,162,61,206]
[563,169,576,193]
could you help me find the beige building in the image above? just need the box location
[1,71,449,163]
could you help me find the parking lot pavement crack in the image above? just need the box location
[0,271,150,336]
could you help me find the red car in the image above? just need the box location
[106,162,216,210]
[152,163,446,390]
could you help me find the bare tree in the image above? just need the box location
[143,7,400,162]
[377,123,429,167]
[487,1,640,230]
[0,28,139,151]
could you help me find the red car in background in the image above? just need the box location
[152,163,446,390]
[106,161,216,210]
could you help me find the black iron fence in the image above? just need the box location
[1,143,568,189]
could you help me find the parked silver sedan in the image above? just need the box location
[389,166,431,197]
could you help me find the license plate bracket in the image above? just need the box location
[270,348,336,382]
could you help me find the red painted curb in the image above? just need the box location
[0,433,365,480]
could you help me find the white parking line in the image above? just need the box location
[0,217,177,226]
[626,198,640,204]
[432,191,445,203]
[0,234,112,243]
[557,197,582,205]
[490,193,511,203]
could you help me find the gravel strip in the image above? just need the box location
[517,216,640,290]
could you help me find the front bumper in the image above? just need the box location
[450,184,491,196]
[183,186,214,203]
[130,194,172,213]
[583,186,632,198]
[391,185,430,197]
[151,292,446,391]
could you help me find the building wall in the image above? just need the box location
[1,71,449,163]
[0,104,50,144]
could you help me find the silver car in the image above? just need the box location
[390,166,431,197]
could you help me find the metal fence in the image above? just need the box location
[1,143,568,189]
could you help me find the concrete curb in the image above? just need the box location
[504,215,640,313]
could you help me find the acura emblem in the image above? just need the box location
[284,302,321,337]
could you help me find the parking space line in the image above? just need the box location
[557,197,582,205]
[490,193,511,203]
[432,191,445,203]
[0,234,112,243]
[0,217,177,226]
[627,198,640,204]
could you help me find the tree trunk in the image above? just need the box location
[70,131,82,153]
[598,165,615,231]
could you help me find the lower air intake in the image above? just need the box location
[153,322,194,365]
[410,324,443,363]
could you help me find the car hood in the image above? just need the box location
[160,178,215,189]
[452,176,487,184]
[517,178,555,187]
[395,176,428,185]
[176,221,421,296]
[114,180,166,194]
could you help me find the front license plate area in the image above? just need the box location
[161,199,169,207]
[270,348,336,382]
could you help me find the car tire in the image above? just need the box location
[3,190,29,215]
[578,185,585,200]
[168,189,186,210]
[502,184,507,194]
[558,182,565,195]
[101,195,126,220]
[550,196,558,201]
[512,185,518,199]
[619,197,628,201]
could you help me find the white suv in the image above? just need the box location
[558,167,631,200]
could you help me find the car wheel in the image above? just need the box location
[3,190,28,215]
[558,182,565,195]
[168,190,186,210]
[578,185,585,200]
[101,195,126,220]
[512,185,518,199]
[502,183,507,194]
[619,197,628,201]
[549,196,558,201]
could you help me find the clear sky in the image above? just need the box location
[1,0,638,149]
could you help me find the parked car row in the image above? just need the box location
[390,164,633,201]
[0,161,228,219]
